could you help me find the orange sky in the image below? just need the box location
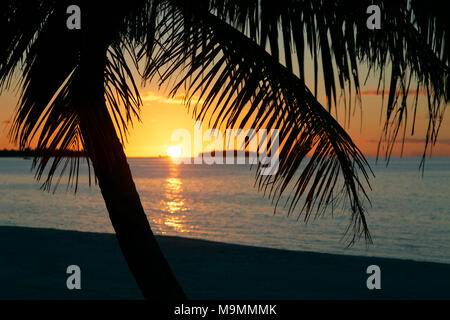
[1,69,449,158]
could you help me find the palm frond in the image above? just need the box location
[0,0,145,191]
[1,1,85,191]
[136,0,449,241]
[2,0,448,242]
[144,1,374,244]
[150,0,448,163]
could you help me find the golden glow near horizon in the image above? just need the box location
[166,146,182,159]
[1,71,449,158]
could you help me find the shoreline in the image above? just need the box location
[1,225,449,299]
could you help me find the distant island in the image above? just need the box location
[0,149,269,160]
[0,148,87,158]
[192,150,273,165]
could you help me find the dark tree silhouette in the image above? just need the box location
[1,0,448,299]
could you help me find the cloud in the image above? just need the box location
[141,92,204,105]
[0,120,11,138]
[358,89,427,97]
[367,138,450,145]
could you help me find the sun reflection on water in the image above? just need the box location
[164,215,185,232]
[161,169,190,233]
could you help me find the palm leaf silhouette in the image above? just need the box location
[144,3,373,243]
[1,0,448,298]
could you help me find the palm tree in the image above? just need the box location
[1,0,448,299]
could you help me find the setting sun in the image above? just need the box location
[166,146,182,158]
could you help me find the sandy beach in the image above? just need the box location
[0,226,449,300]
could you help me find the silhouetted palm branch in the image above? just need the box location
[0,1,143,190]
[136,0,448,242]
[1,0,188,299]
[143,2,373,243]
[1,0,449,245]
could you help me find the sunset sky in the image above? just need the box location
[1,63,449,158]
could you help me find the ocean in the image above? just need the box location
[0,157,449,264]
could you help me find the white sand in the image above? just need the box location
[0,226,449,299]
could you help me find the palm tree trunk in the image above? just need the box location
[75,16,186,299]
[78,102,186,300]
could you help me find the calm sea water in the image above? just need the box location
[0,157,449,264]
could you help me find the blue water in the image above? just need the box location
[0,157,449,264]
